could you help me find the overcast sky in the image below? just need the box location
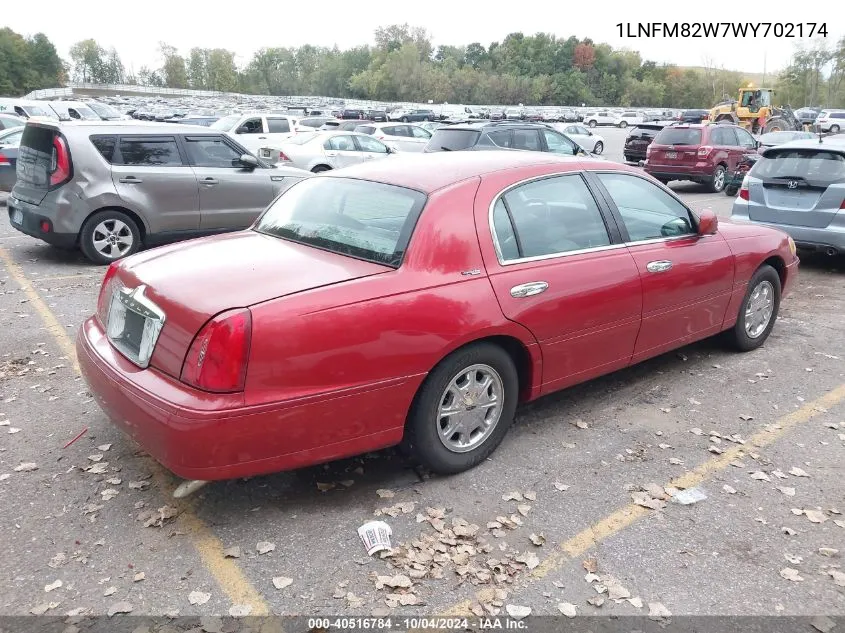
[6,0,837,78]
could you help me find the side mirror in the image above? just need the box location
[239,154,259,169]
[236,125,249,134]
[697,209,718,236]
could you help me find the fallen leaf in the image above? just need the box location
[514,551,540,570]
[13,462,38,472]
[811,616,836,633]
[776,486,796,496]
[782,527,797,535]
[103,587,116,597]
[749,471,770,481]
[133,572,145,582]
[739,414,754,421]
[669,458,684,465]
[829,570,845,587]
[690,428,704,436]
[528,533,545,546]
[789,467,810,478]
[553,483,570,491]
[784,553,802,564]
[97,444,112,452]
[316,482,335,492]
[372,606,391,617]
[573,419,588,429]
[648,602,672,618]
[709,446,724,455]
[517,504,531,516]
[256,541,276,554]
[188,591,211,606]
[557,602,577,618]
[376,488,395,499]
[100,488,119,501]
[780,567,803,582]
[804,510,828,524]
[523,491,537,501]
[44,580,62,592]
[30,603,60,615]
[128,481,150,490]
[229,605,252,617]
[375,574,412,589]
[272,577,293,590]
[587,596,605,607]
[223,546,241,559]
[607,582,631,601]
[582,558,598,573]
[503,491,523,501]
[345,592,364,608]
[105,477,121,485]
[631,491,666,510]
[819,547,839,557]
[628,597,643,609]
[107,601,133,617]
[505,605,531,620]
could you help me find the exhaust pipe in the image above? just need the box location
[826,247,837,256]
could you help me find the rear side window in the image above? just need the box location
[833,113,845,119]
[118,138,183,166]
[426,129,480,151]
[483,130,512,148]
[267,118,291,133]
[16,125,58,188]
[654,128,702,146]
[90,135,117,162]
[752,150,845,182]
[511,129,542,151]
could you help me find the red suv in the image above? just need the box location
[644,123,758,192]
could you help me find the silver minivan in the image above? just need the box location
[731,139,845,255]
[8,120,309,263]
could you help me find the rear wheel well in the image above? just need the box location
[83,207,147,244]
[762,255,786,288]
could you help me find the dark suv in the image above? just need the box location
[623,122,667,164]
[643,123,758,192]
[423,122,588,157]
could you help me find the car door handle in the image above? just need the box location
[201,178,219,186]
[363,155,374,160]
[646,260,673,273]
[258,136,267,139]
[118,176,142,184]
[325,151,338,157]
[510,281,549,298]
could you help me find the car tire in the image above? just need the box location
[311,165,331,173]
[401,117,409,123]
[831,124,841,134]
[725,185,739,197]
[593,141,604,154]
[403,342,519,475]
[79,210,141,264]
[708,164,727,193]
[588,120,597,128]
[728,264,781,352]
[619,121,628,128]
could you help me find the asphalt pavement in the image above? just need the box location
[1,133,844,623]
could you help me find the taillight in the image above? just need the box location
[181,308,252,393]
[277,151,291,162]
[739,175,750,200]
[646,145,653,157]
[375,134,386,140]
[0,154,9,165]
[840,198,845,210]
[50,135,71,188]
[96,262,120,326]
[697,145,713,158]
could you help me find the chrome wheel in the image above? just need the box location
[713,168,726,191]
[92,219,134,259]
[436,364,504,453]
[745,280,774,338]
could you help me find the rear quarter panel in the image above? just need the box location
[244,177,540,415]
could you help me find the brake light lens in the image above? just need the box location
[277,151,291,162]
[646,144,653,157]
[50,135,71,187]
[840,198,845,210]
[181,308,252,393]
[96,262,120,326]
[739,175,750,200]
[0,154,9,165]
[697,145,713,158]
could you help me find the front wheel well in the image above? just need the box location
[762,255,786,288]
[83,206,147,244]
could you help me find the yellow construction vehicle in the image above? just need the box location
[708,85,803,134]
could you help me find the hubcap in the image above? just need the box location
[436,364,504,453]
[92,219,133,258]
[714,169,725,190]
[745,280,774,338]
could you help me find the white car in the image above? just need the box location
[583,111,616,127]
[353,122,432,152]
[614,111,645,128]
[210,112,299,154]
[553,123,605,154]
[47,101,101,121]
[814,110,845,133]
[505,107,524,120]
[388,108,409,121]
[262,131,396,172]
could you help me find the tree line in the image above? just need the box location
[2,24,844,109]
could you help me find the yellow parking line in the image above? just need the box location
[442,383,845,615]
[0,246,271,616]
[33,272,104,283]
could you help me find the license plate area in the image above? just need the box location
[665,151,677,159]
[106,285,165,368]
[11,208,23,225]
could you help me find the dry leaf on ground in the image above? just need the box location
[557,603,577,618]
[256,541,276,554]
[188,591,211,606]
[272,577,293,590]
[780,568,804,582]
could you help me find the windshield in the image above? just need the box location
[752,149,845,181]
[210,114,241,131]
[426,129,480,152]
[22,105,53,118]
[654,128,702,145]
[88,102,122,119]
[255,178,427,268]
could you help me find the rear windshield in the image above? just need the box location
[426,129,481,152]
[22,105,53,118]
[654,128,702,146]
[752,149,845,182]
[88,102,122,119]
[255,178,427,268]
[354,125,376,135]
[16,125,57,188]
[210,114,241,130]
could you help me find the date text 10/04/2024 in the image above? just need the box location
[616,22,828,38]
[306,618,527,630]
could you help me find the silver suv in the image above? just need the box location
[8,120,309,263]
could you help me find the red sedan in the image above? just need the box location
[77,152,798,482]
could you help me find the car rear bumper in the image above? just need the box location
[8,204,77,248]
[77,317,410,481]
[644,162,714,181]
[731,204,845,253]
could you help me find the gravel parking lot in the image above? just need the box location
[1,130,844,621]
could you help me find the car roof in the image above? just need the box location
[326,151,615,193]
[762,138,845,156]
[26,120,236,135]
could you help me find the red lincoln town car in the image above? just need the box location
[77,151,798,483]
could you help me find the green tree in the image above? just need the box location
[159,43,188,88]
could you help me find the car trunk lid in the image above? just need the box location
[747,147,845,228]
[106,231,392,378]
[648,127,702,166]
